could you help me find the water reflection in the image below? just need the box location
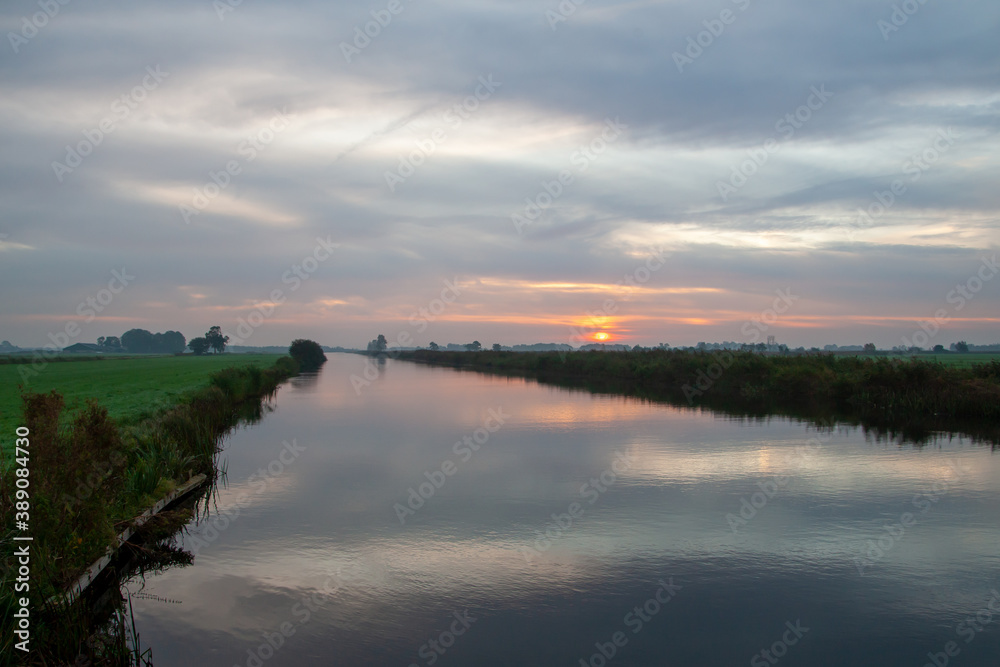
[127,354,1000,666]
[287,371,321,392]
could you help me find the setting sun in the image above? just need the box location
[594,332,610,341]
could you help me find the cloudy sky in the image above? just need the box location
[1,0,998,350]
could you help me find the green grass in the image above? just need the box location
[0,354,281,448]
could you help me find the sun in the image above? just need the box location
[594,332,610,341]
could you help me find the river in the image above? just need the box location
[126,353,1000,666]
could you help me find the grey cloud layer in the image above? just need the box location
[0,0,997,346]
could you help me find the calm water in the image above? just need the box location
[127,354,1000,666]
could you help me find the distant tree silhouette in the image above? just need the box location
[933,344,945,353]
[367,334,388,353]
[954,341,970,353]
[465,340,482,352]
[153,330,186,353]
[863,343,876,354]
[121,328,155,353]
[188,337,210,355]
[289,339,327,370]
[205,326,229,353]
[428,341,440,351]
[492,343,502,352]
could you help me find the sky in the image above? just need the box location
[1,0,998,350]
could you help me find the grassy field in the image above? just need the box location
[0,354,281,442]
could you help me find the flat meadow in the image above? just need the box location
[0,353,281,454]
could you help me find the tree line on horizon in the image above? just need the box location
[92,326,230,355]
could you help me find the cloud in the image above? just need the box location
[0,0,997,348]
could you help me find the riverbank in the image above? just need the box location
[393,349,1000,445]
[0,355,299,664]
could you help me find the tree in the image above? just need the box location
[465,340,482,352]
[205,326,229,354]
[188,337,210,355]
[492,343,502,352]
[121,328,154,353]
[97,336,106,347]
[153,330,186,353]
[954,341,969,353]
[289,339,327,371]
[933,344,945,353]
[367,334,388,353]
[103,336,121,350]
[428,341,440,351]
[863,343,877,354]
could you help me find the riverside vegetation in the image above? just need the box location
[0,354,300,665]
[395,349,1000,445]
[0,353,285,447]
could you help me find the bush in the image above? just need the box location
[289,339,327,371]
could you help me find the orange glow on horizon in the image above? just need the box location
[594,332,610,341]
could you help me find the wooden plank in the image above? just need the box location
[49,473,208,607]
